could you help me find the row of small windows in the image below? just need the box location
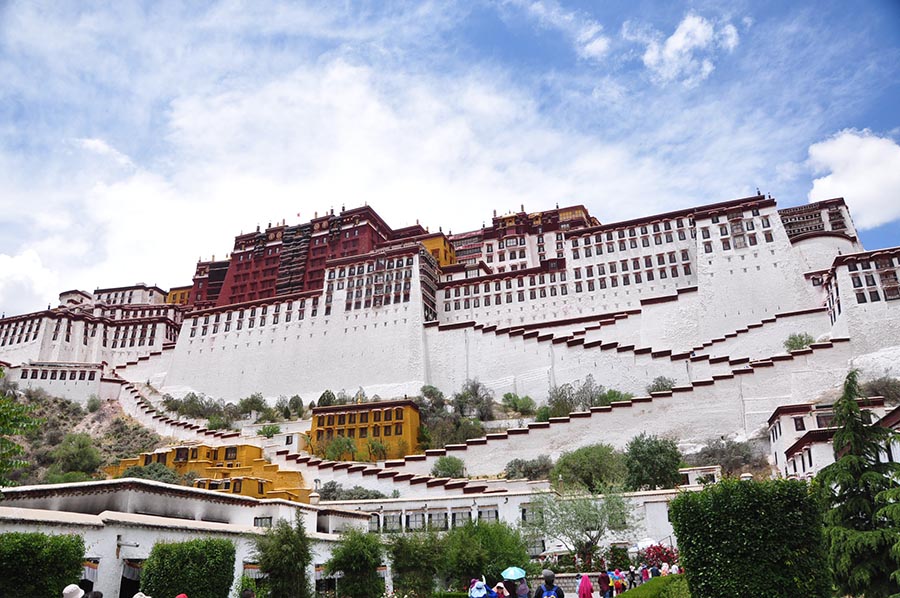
[190,299,321,337]
[571,229,691,258]
[446,285,569,310]
[574,265,691,291]
[0,320,40,346]
[575,252,689,278]
[572,218,690,246]
[447,272,567,298]
[329,257,416,280]
[371,509,498,532]
[316,408,405,426]
[20,368,97,381]
[315,423,403,440]
[703,231,773,253]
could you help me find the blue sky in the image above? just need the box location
[1,1,898,315]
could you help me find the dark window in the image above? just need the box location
[794,417,806,431]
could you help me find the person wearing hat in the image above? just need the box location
[533,569,564,598]
[132,593,151,598]
[62,584,84,598]
[176,594,188,598]
[469,580,497,598]
[493,581,511,596]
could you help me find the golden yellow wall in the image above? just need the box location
[421,235,457,267]
[166,286,192,305]
[310,402,421,460]
[104,443,309,502]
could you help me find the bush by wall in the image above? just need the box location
[621,575,688,597]
[140,538,235,598]
[0,532,84,597]
[669,478,828,598]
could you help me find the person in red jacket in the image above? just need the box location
[597,570,611,598]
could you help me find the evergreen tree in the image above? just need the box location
[624,432,682,490]
[816,370,900,598]
[325,529,384,598]
[254,513,313,598]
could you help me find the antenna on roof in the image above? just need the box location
[756,187,761,196]
[556,203,559,209]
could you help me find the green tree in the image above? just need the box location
[318,390,337,407]
[505,455,554,480]
[816,370,900,598]
[647,376,676,394]
[783,332,815,351]
[523,488,632,567]
[141,538,235,598]
[501,393,536,416]
[685,438,767,476]
[431,455,465,478]
[0,369,39,486]
[0,532,84,597]
[551,443,625,490]
[254,513,313,598]
[238,392,268,415]
[324,436,357,461]
[442,521,529,588]
[452,379,495,421]
[388,530,445,598]
[50,432,102,474]
[670,478,829,598]
[275,396,291,419]
[86,395,102,413]
[326,529,384,598]
[367,439,389,461]
[120,462,181,485]
[624,433,682,490]
[289,394,305,417]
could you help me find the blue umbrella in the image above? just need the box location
[501,566,527,580]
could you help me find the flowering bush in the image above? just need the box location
[636,544,678,568]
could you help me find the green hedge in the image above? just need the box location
[141,538,235,598]
[432,593,469,598]
[669,479,829,598]
[0,532,84,597]
[621,575,687,597]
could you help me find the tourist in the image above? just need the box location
[494,581,510,596]
[649,564,661,578]
[597,570,611,598]
[533,569,564,598]
[626,566,637,589]
[660,562,670,576]
[641,564,650,584]
[612,576,625,596]
[516,577,531,597]
[670,563,680,575]
[577,573,593,598]
[62,584,84,598]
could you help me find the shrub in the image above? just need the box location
[120,462,182,485]
[646,376,676,394]
[601,545,632,570]
[260,424,281,438]
[50,432,102,474]
[238,392,268,415]
[669,478,828,598]
[534,405,551,422]
[86,395,102,413]
[501,393,536,416]
[685,438,767,476]
[863,375,900,404]
[431,455,465,478]
[616,575,687,597]
[141,538,235,598]
[635,544,678,568]
[318,481,387,501]
[783,332,815,351]
[0,532,84,597]
[505,455,553,480]
[324,436,357,461]
[551,443,625,490]
[326,529,384,598]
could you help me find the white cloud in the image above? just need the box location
[808,129,900,230]
[78,138,134,167]
[505,0,611,61]
[0,250,58,316]
[625,13,740,87]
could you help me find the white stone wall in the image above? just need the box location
[793,235,861,273]
[6,364,105,405]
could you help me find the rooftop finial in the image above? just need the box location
[756,187,761,196]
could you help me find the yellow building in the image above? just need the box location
[310,399,420,460]
[419,233,457,267]
[166,285,193,305]
[104,443,310,502]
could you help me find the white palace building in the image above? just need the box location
[2,193,900,595]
